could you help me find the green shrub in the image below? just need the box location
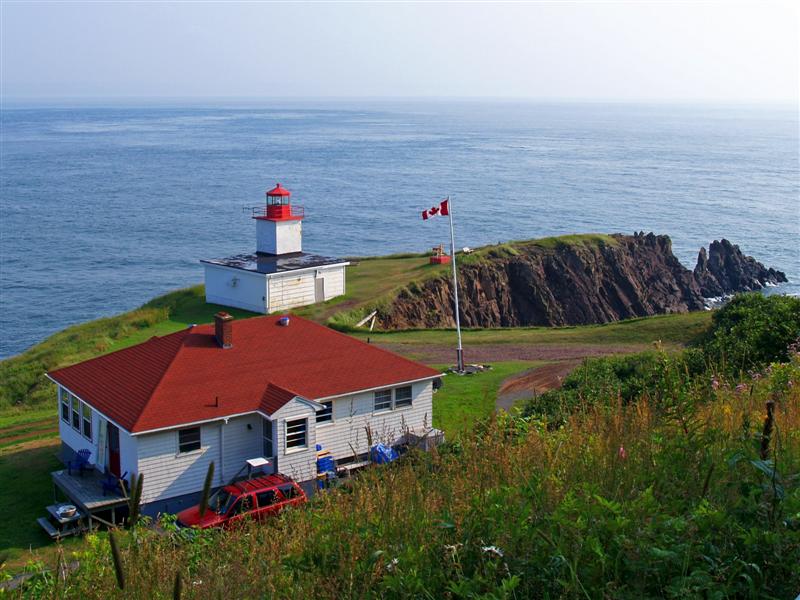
[20,360,800,598]
[523,349,708,422]
[698,293,800,375]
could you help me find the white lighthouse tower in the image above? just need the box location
[256,183,304,255]
[202,183,349,314]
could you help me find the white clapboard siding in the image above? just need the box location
[315,381,433,461]
[220,414,263,483]
[271,401,317,482]
[321,266,345,300]
[137,415,260,503]
[58,386,140,476]
[204,264,267,314]
[119,428,139,478]
[268,272,316,313]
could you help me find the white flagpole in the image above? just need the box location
[446,196,464,372]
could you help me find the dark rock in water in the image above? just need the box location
[378,232,788,330]
[694,239,788,297]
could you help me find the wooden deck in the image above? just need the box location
[51,469,128,512]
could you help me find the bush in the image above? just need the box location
[18,359,800,598]
[523,349,708,422]
[698,293,800,375]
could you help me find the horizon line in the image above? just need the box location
[2,95,798,109]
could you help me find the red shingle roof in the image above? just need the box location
[48,315,440,434]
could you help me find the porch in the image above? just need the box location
[49,469,129,529]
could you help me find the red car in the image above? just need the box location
[177,474,307,529]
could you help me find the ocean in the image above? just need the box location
[1,100,798,359]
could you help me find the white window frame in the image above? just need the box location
[262,418,274,458]
[285,418,308,452]
[81,402,92,441]
[70,395,81,431]
[60,389,70,424]
[316,401,333,425]
[177,427,202,454]
[373,389,392,413]
[394,386,413,409]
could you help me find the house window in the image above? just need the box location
[395,386,413,408]
[178,427,201,453]
[262,419,273,458]
[81,403,92,441]
[374,390,392,412]
[71,395,81,431]
[316,401,333,423]
[285,418,307,450]
[60,390,70,423]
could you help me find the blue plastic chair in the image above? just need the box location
[102,471,128,496]
[68,449,92,476]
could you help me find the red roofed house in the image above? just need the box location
[47,313,441,516]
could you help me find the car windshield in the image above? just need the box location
[208,489,238,515]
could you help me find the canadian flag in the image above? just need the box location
[421,199,450,220]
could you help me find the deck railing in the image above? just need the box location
[246,205,305,219]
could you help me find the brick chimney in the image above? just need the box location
[214,312,234,349]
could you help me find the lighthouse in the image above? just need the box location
[255,183,304,255]
[202,183,349,314]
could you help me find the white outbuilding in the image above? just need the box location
[202,183,349,313]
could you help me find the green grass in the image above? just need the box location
[0,277,712,418]
[18,361,800,598]
[0,408,55,430]
[0,439,79,568]
[527,232,619,249]
[432,361,541,433]
[295,255,450,326]
[351,310,712,349]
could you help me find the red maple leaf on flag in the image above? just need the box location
[421,199,450,220]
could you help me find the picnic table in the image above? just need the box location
[37,503,88,539]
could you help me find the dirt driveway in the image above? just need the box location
[495,361,580,411]
[376,342,644,364]
[376,341,641,412]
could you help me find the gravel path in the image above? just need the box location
[376,342,644,365]
[495,360,580,411]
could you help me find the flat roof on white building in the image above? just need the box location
[201,252,347,275]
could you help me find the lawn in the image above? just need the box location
[432,361,543,433]
[0,438,87,572]
[0,246,714,577]
[351,310,711,349]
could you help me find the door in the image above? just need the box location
[225,494,254,528]
[255,488,282,520]
[314,276,325,302]
[107,423,121,477]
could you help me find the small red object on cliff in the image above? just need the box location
[430,243,451,265]
[618,445,627,460]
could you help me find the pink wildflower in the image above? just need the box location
[735,383,748,394]
[618,446,627,460]
[711,378,720,390]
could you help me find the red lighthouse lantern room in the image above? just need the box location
[262,183,304,221]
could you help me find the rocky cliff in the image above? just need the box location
[379,233,787,329]
[693,239,787,297]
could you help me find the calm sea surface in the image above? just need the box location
[1,101,798,358]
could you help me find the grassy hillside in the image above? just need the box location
[0,242,711,413]
[14,353,799,598]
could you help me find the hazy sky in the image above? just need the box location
[1,1,798,103]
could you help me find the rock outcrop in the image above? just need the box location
[693,239,787,297]
[379,233,787,330]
